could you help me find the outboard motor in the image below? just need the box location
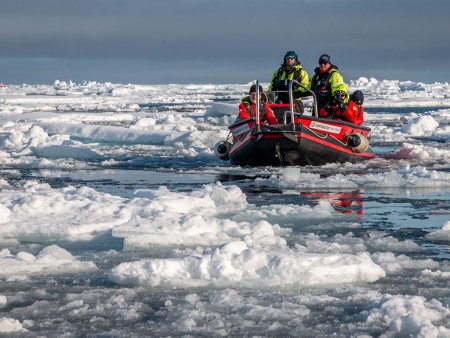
[214,141,231,160]
[348,133,369,153]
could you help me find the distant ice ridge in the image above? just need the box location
[349,77,450,107]
[2,77,450,111]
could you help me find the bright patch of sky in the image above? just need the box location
[1,0,450,84]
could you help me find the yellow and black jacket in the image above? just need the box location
[269,63,309,104]
[310,65,348,110]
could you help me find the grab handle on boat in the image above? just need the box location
[283,111,302,125]
[289,80,318,118]
[255,80,260,132]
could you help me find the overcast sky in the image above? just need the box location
[1,0,449,85]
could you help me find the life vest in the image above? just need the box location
[244,102,267,120]
[271,64,306,104]
[272,67,303,92]
[311,66,342,109]
[240,102,278,125]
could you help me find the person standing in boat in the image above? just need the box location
[310,54,349,114]
[239,84,279,125]
[268,51,309,113]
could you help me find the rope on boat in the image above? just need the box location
[304,125,350,147]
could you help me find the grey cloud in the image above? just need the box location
[1,0,449,84]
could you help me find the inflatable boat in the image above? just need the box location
[215,81,375,166]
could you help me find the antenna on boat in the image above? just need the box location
[255,80,260,131]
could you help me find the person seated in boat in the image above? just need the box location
[319,89,365,125]
[310,54,349,113]
[318,83,348,119]
[239,84,279,125]
[268,51,309,114]
[338,90,365,125]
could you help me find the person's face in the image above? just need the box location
[319,61,331,72]
[286,57,296,66]
[250,92,258,102]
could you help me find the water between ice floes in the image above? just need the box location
[1,101,450,337]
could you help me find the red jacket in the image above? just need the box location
[319,101,364,125]
[340,101,364,125]
[239,102,279,125]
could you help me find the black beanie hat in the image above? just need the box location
[350,90,364,105]
[249,84,263,94]
[319,54,331,64]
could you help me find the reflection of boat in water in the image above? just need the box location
[301,191,364,215]
[215,81,375,166]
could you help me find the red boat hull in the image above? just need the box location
[227,114,375,166]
